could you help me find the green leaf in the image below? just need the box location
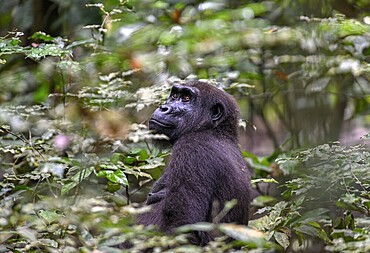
[10,38,21,46]
[252,178,278,184]
[27,44,68,60]
[110,153,122,163]
[97,169,128,186]
[251,195,277,207]
[291,208,329,225]
[176,222,215,233]
[219,224,267,247]
[243,151,272,172]
[137,149,148,161]
[61,181,79,196]
[129,147,142,154]
[37,210,64,224]
[33,83,50,103]
[61,167,94,196]
[245,3,268,16]
[107,181,121,193]
[38,238,58,248]
[159,31,179,45]
[30,31,55,42]
[124,156,135,165]
[338,20,368,37]
[307,221,321,229]
[295,224,317,237]
[274,231,290,249]
[315,227,331,243]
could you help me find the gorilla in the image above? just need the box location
[137,81,251,245]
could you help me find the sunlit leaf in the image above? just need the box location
[37,210,64,224]
[252,178,278,184]
[274,231,290,249]
[220,223,266,246]
[97,169,128,186]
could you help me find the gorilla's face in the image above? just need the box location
[149,83,231,143]
[149,84,201,142]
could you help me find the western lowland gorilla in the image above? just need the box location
[137,81,251,245]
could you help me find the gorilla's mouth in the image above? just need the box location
[149,119,174,128]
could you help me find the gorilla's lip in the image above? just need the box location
[149,119,174,128]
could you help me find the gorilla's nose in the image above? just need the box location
[159,104,172,114]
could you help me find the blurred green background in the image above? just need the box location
[0,0,369,252]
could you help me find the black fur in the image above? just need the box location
[137,81,251,245]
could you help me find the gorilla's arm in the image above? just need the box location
[147,188,166,205]
[146,173,167,205]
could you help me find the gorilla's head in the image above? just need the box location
[149,81,239,143]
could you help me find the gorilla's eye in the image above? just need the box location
[182,95,191,102]
[171,93,179,99]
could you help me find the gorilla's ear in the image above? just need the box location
[211,103,224,121]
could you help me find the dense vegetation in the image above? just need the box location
[0,0,369,252]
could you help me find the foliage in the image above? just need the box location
[249,141,370,251]
[0,0,369,252]
[279,142,370,251]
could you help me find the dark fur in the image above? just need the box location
[137,81,251,245]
